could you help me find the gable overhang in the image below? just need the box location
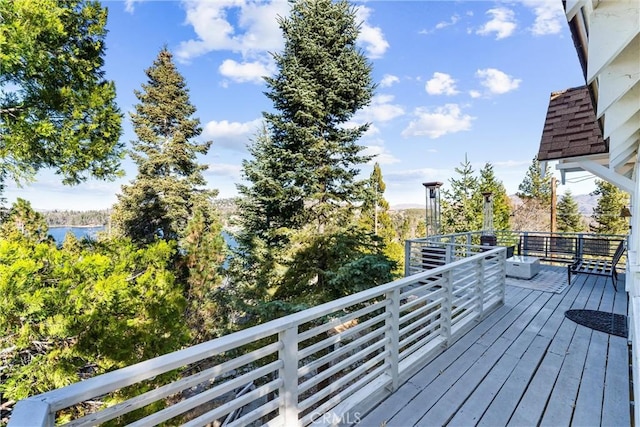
[561,0,640,190]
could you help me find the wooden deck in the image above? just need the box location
[359,266,631,427]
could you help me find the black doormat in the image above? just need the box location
[565,309,628,338]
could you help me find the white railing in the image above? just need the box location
[405,230,628,276]
[8,246,506,427]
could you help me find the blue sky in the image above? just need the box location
[6,0,598,211]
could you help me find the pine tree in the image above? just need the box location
[0,0,123,188]
[511,155,553,232]
[591,180,629,235]
[360,163,404,275]
[262,0,375,232]
[442,155,482,234]
[111,48,214,245]
[0,198,49,242]
[557,190,584,232]
[478,162,511,232]
[517,155,552,203]
[232,0,393,315]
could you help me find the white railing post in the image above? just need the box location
[384,289,400,391]
[443,269,454,346]
[279,326,299,426]
[466,234,472,257]
[9,398,53,427]
[475,257,485,320]
[445,243,453,264]
[404,240,412,277]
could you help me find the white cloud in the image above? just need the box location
[219,59,273,84]
[402,104,474,139]
[347,95,404,132]
[355,5,390,59]
[419,14,460,34]
[521,0,564,35]
[380,74,400,88]
[205,163,243,179]
[361,95,405,122]
[203,118,263,151]
[425,72,459,96]
[492,160,531,167]
[436,14,460,30]
[476,68,521,94]
[363,144,400,165]
[177,1,288,61]
[477,7,517,40]
[385,168,447,183]
[124,0,143,13]
[469,90,482,98]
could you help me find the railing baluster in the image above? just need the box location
[475,257,485,320]
[385,289,400,391]
[279,326,299,426]
[405,240,412,277]
[443,269,453,346]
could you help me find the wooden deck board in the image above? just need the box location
[602,335,631,426]
[572,330,607,426]
[538,326,591,426]
[357,268,630,427]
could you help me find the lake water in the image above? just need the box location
[49,227,236,248]
[49,226,105,244]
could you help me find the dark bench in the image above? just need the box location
[568,240,625,290]
[518,235,577,263]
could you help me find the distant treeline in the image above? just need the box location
[41,198,240,228]
[42,209,111,227]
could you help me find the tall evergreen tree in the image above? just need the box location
[441,155,482,234]
[0,0,123,188]
[557,190,584,232]
[111,48,214,245]
[511,155,553,232]
[0,198,49,242]
[262,0,375,232]
[591,180,630,235]
[478,162,511,231]
[232,0,393,315]
[360,163,403,275]
[517,155,552,203]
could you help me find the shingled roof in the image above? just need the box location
[538,85,608,161]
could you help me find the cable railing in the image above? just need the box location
[8,245,506,426]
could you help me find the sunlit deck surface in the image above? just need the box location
[360,265,630,427]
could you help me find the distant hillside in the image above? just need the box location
[509,193,598,217]
[573,194,598,215]
[390,203,423,210]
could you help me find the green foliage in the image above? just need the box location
[517,155,552,203]
[0,198,49,242]
[0,235,189,405]
[111,47,214,245]
[557,190,585,232]
[231,0,393,323]
[441,155,482,234]
[591,180,629,235]
[440,158,512,236]
[479,163,511,231]
[360,163,403,275]
[276,226,395,306]
[261,0,375,230]
[180,206,228,342]
[0,0,123,187]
